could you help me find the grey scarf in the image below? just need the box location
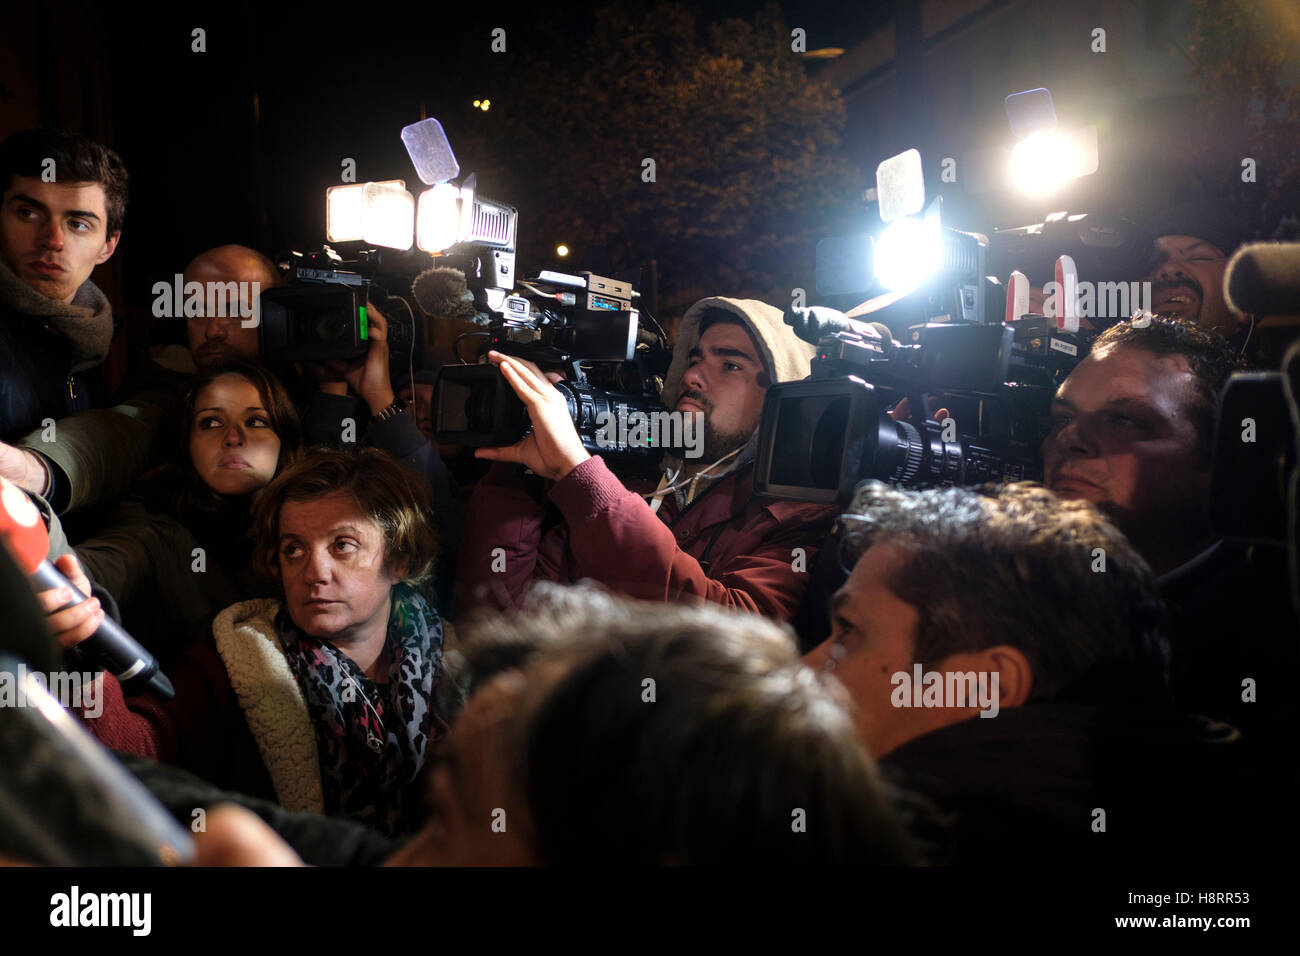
[0,255,113,372]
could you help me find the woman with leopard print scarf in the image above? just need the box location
[76,448,451,837]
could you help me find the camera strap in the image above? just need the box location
[645,447,744,514]
[648,470,676,515]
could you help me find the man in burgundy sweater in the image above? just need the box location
[455,297,836,623]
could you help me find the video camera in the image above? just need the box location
[756,149,1094,504]
[368,118,674,474]
[432,267,676,476]
[258,246,419,369]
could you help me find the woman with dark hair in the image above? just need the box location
[51,448,448,837]
[42,360,302,657]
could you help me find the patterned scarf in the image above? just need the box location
[276,583,444,837]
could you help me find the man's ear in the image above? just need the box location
[983,644,1033,707]
[96,230,121,264]
[937,645,1033,709]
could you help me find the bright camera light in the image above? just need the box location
[327,180,407,243]
[416,183,463,253]
[873,216,942,293]
[1010,133,1067,194]
[556,244,569,257]
[361,181,415,250]
[1009,126,1099,195]
[326,185,365,242]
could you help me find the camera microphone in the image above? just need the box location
[1225,242,1300,315]
[411,265,483,322]
[0,477,174,700]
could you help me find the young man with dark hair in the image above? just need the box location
[455,297,837,623]
[0,128,174,520]
[1042,316,1298,744]
[805,481,1292,862]
[0,128,127,436]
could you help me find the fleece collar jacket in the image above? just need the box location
[212,599,325,815]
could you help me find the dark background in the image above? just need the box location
[3,0,1297,340]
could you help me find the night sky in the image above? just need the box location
[78,3,890,314]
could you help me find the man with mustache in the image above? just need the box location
[1141,202,1246,340]
[1042,316,1298,747]
[456,298,838,622]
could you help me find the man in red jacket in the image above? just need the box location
[455,297,836,622]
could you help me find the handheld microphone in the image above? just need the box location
[0,651,194,865]
[0,477,174,700]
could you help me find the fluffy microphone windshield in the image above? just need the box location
[411,266,486,323]
[1226,242,1300,315]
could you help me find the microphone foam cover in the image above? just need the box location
[0,476,50,574]
[411,266,480,321]
[1226,242,1300,315]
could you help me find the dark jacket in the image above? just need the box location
[116,753,399,866]
[0,255,114,440]
[72,494,261,660]
[455,296,837,621]
[880,702,1296,864]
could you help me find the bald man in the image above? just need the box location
[182,244,278,370]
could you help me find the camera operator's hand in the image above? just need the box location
[888,397,950,426]
[34,552,104,650]
[344,302,396,415]
[475,351,591,482]
[304,303,395,412]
